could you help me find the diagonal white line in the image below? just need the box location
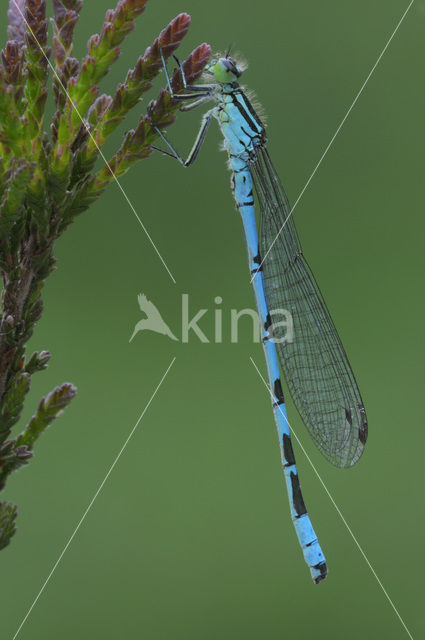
[12,1,177,284]
[252,0,415,282]
[249,356,414,640]
[11,357,176,640]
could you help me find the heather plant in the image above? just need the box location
[0,0,210,549]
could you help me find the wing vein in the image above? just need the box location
[250,147,368,467]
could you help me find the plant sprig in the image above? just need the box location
[0,0,211,550]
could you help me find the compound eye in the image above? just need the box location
[222,57,242,78]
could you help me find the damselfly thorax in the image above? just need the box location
[214,84,266,159]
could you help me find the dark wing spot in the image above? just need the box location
[345,407,353,426]
[358,404,368,445]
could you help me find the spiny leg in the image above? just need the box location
[180,95,212,113]
[160,48,215,101]
[151,110,214,167]
[151,50,216,165]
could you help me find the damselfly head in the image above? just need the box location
[208,55,244,83]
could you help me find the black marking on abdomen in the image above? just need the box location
[264,313,272,331]
[251,253,263,275]
[283,434,295,467]
[290,472,307,518]
[273,378,284,405]
[250,266,262,275]
[313,562,328,584]
[241,200,254,207]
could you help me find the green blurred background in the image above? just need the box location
[2,0,424,638]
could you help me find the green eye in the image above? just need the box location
[212,57,242,83]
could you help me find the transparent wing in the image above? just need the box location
[251,147,368,468]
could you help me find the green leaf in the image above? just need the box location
[24,350,51,374]
[0,158,36,240]
[0,502,17,550]
[16,382,77,449]
[0,372,31,443]
[0,441,33,490]
[52,0,83,65]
